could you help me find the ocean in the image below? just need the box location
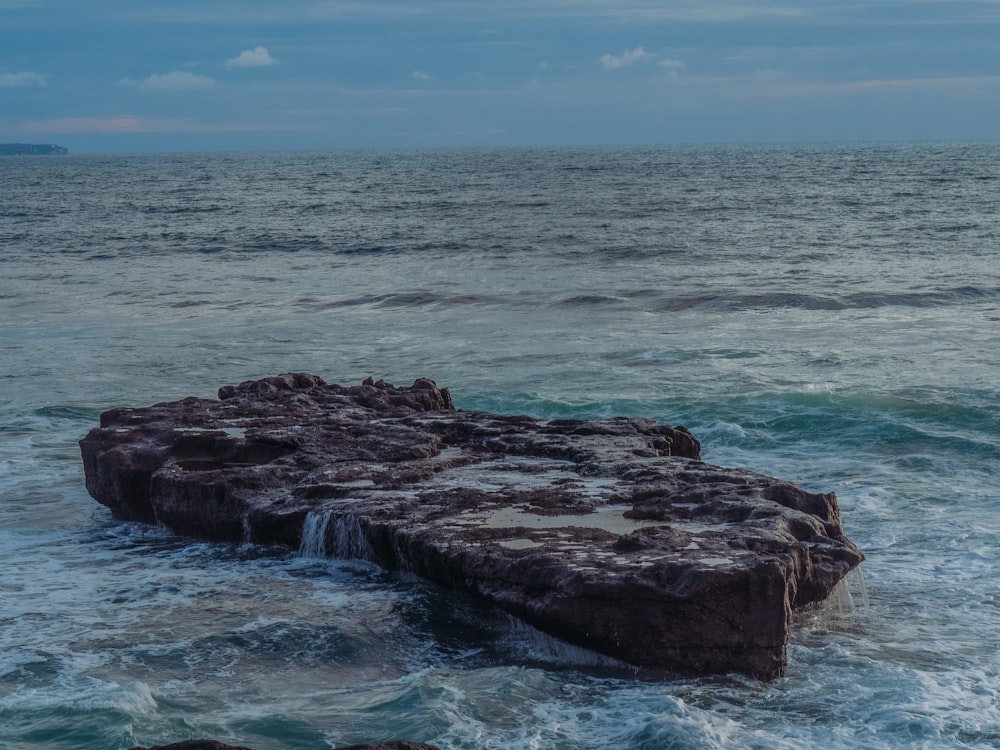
[1,143,998,749]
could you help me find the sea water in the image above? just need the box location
[1,143,998,749]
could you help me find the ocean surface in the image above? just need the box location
[1,143,998,749]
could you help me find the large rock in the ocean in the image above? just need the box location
[81,374,863,679]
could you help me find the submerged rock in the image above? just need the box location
[81,373,863,679]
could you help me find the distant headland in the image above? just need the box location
[0,143,69,156]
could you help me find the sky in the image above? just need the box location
[1,0,999,153]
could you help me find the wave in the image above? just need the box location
[336,240,472,256]
[684,389,999,447]
[639,286,1000,313]
[557,293,628,307]
[295,291,503,311]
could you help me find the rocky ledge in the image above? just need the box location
[81,374,863,679]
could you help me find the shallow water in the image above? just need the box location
[2,143,999,748]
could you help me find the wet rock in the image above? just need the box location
[82,374,863,679]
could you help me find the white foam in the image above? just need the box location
[0,674,157,715]
[0,649,47,678]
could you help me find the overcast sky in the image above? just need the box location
[2,0,999,152]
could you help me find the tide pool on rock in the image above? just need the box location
[80,373,863,679]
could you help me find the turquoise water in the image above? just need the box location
[1,144,999,748]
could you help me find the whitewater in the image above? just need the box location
[1,143,998,748]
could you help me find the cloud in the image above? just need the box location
[412,70,431,80]
[0,71,48,87]
[660,59,687,79]
[767,75,1000,97]
[226,46,277,68]
[602,5,805,23]
[599,47,652,70]
[24,115,289,134]
[122,71,216,92]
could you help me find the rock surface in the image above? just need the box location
[81,373,863,679]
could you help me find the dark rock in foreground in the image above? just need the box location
[81,374,863,679]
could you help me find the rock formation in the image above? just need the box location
[82,373,863,679]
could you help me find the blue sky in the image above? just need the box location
[2,0,998,152]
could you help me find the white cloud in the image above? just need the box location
[599,46,652,70]
[0,71,48,87]
[25,115,303,134]
[767,75,1000,97]
[412,70,431,80]
[660,59,687,79]
[226,46,277,68]
[123,71,216,92]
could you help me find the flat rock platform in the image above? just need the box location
[80,373,863,679]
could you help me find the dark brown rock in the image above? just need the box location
[82,374,863,679]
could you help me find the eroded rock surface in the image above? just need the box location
[81,373,863,679]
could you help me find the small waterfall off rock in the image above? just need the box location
[849,565,870,614]
[501,615,630,669]
[826,565,870,616]
[299,510,373,561]
[331,513,373,560]
[299,510,333,557]
[241,513,254,545]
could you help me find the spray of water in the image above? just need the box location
[849,564,870,615]
[821,564,870,617]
